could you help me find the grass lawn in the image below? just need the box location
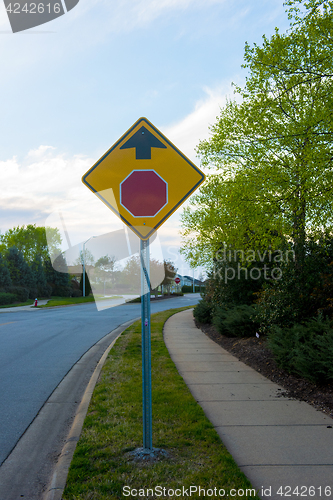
[0,299,34,308]
[38,295,121,307]
[63,307,259,500]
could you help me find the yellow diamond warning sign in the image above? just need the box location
[82,117,205,240]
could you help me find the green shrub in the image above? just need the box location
[51,285,71,297]
[0,292,17,305]
[254,267,299,335]
[209,251,274,310]
[71,289,83,298]
[255,234,333,334]
[6,286,29,302]
[29,287,38,300]
[268,317,333,384]
[213,304,259,337]
[193,299,213,324]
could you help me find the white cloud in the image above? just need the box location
[1,147,89,202]
[162,81,241,162]
[0,146,139,248]
[0,0,225,34]
[0,0,227,83]
[0,0,227,30]
[59,0,228,38]
[0,84,234,270]
[25,145,56,160]
[0,147,93,230]
[128,0,225,28]
[0,13,9,30]
[0,140,203,272]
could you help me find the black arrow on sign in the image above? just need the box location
[120,126,167,160]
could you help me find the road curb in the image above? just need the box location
[43,319,137,500]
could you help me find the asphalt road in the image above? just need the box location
[0,294,200,466]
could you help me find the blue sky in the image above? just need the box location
[0,0,290,275]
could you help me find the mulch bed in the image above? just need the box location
[196,321,333,420]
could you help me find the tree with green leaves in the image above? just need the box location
[180,172,285,267]
[118,256,173,295]
[120,255,141,292]
[0,253,12,289]
[181,0,333,280]
[92,255,117,295]
[31,255,51,297]
[44,254,71,296]
[0,225,61,264]
[161,260,177,294]
[95,255,116,273]
[6,246,36,292]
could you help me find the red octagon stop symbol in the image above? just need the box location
[120,170,168,217]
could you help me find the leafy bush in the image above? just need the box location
[29,287,38,300]
[51,285,72,297]
[31,255,52,298]
[213,304,258,337]
[6,286,29,302]
[193,299,213,324]
[256,234,333,334]
[71,289,83,298]
[42,283,52,298]
[6,246,36,290]
[268,317,333,384]
[254,264,300,335]
[206,247,283,314]
[0,253,12,288]
[0,292,17,305]
[45,256,71,296]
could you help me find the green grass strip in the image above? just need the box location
[63,307,259,500]
[0,299,34,308]
[37,296,94,307]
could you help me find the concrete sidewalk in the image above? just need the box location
[164,309,333,500]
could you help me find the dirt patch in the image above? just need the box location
[126,447,170,463]
[197,321,333,420]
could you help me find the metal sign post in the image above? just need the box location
[81,117,206,454]
[140,238,152,449]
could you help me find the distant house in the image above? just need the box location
[175,274,205,288]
